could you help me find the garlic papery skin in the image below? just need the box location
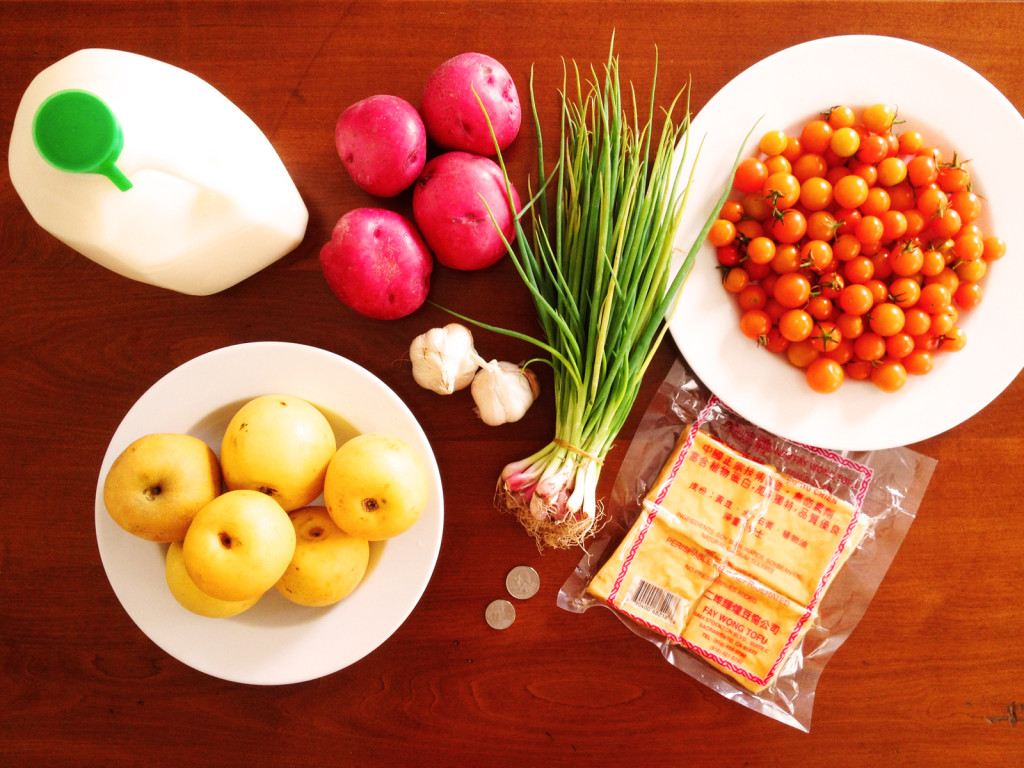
[410,323,481,395]
[471,360,539,426]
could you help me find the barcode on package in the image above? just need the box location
[627,578,681,623]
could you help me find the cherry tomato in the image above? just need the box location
[885,332,915,360]
[903,307,933,337]
[708,219,736,248]
[774,272,813,308]
[954,281,984,309]
[759,130,789,157]
[833,174,870,209]
[720,199,745,223]
[801,239,834,272]
[876,156,908,187]
[930,306,958,336]
[907,154,939,187]
[734,157,769,194]
[950,190,982,224]
[915,187,948,218]
[764,326,790,354]
[832,233,862,261]
[843,255,875,285]
[983,236,1007,262]
[771,243,803,274]
[940,327,967,352]
[737,284,769,312]
[887,183,917,212]
[805,210,839,242]
[918,282,952,313]
[792,153,828,182]
[768,209,807,244]
[845,359,874,381]
[763,172,801,210]
[855,215,885,246]
[839,283,875,316]
[806,357,845,393]
[888,277,922,309]
[739,309,772,340]
[779,308,814,342]
[898,130,925,155]
[868,302,906,336]
[890,243,925,277]
[871,360,908,392]
[853,332,886,362]
[929,207,962,240]
[919,248,946,277]
[938,162,971,193]
[722,266,750,293]
[764,154,792,175]
[863,103,898,134]
[741,191,773,221]
[800,177,834,210]
[880,210,908,242]
[903,349,934,375]
[861,187,891,218]
[856,133,890,164]
[745,235,777,265]
[817,271,845,300]
[870,248,893,280]
[800,119,834,154]
[836,311,865,339]
[807,295,834,321]
[781,136,803,162]
[830,126,861,158]
[786,339,820,368]
[809,320,842,353]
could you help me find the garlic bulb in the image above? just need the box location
[409,323,482,395]
[471,360,539,426]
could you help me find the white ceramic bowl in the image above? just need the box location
[94,342,444,684]
[670,35,1024,450]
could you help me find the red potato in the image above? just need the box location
[335,95,427,197]
[412,151,521,271]
[320,208,433,320]
[420,53,521,156]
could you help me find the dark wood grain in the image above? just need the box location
[2,2,1023,766]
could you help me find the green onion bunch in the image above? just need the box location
[487,41,735,549]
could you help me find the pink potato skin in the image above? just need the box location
[412,151,521,271]
[320,208,433,320]
[335,95,427,197]
[420,53,521,156]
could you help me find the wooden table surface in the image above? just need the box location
[2,2,1022,766]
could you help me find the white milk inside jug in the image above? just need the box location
[8,48,309,295]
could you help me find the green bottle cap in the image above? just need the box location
[32,89,133,191]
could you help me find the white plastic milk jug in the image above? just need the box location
[8,48,309,295]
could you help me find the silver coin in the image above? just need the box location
[485,599,516,629]
[505,565,540,600]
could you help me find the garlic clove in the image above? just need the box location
[409,323,481,395]
[471,360,538,426]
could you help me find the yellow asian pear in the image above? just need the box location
[103,433,222,542]
[220,394,337,512]
[275,506,370,607]
[324,433,429,541]
[182,489,296,602]
[165,540,261,618]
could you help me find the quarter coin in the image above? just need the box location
[485,599,516,630]
[505,565,540,599]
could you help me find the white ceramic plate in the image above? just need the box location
[670,35,1024,451]
[95,342,444,685]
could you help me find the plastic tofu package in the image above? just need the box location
[558,358,937,731]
